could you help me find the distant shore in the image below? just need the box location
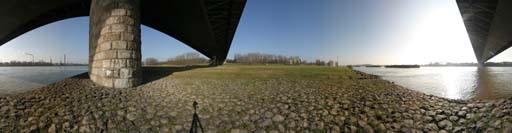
[384,65,420,68]
[0,65,87,67]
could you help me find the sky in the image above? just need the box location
[0,0,511,65]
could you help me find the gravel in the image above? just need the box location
[0,69,510,132]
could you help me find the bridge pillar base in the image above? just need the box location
[209,56,225,66]
[89,0,142,88]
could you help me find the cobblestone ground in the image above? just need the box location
[0,66,511,132]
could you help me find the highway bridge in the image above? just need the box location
[456,0,512,64]
[0,0,510,88]
[0,0,246,88]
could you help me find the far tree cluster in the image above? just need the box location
[229,52,338,66]
[231,53,302,65]
[144,52,339,66]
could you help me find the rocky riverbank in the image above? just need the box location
[0,65,511,132]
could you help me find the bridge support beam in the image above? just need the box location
[89,0,142,88]
[209,56,224,66]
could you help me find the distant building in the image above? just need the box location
[327,60,335,67]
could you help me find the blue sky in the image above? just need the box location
[0,0,511,65]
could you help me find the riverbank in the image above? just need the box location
[0,66,88,96]
[0,64,511,132]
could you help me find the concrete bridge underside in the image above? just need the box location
[0,0,246,88]
[456,0,512,64]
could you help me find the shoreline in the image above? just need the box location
[351,69,486,102]
[0,66,511,132]
[353,67,512,101]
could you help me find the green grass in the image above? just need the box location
[171,64,358,81]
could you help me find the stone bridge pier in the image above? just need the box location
[0,0,246,88]
[89,0,142,88]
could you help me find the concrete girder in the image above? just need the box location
[0,0,246,66]
[0,0,246,88]
[457,0,512,64]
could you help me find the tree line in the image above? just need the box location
[229,52,338,66]
[144,52,339,66]
[231,53,302,65]
[144,52,209,65]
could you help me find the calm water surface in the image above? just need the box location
[0,66,87,96]
[354,66,512,100]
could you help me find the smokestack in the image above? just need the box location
[24,52,34,63]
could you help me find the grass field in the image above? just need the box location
[169,64,358,80]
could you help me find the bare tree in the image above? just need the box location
[164,52,208,65]
[233,52,305,65]
[144,57,159,65]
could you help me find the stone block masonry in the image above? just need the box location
[89,0,141,88]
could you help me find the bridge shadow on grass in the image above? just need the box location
[70,65,211,85]
[141,65,211,84]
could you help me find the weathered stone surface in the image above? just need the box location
[48,124,56,133]
[0,68,510,132]
[111,59,127,68]
[105,69,119,78]
[101,60,112,68]
[112,41,128,49]
[425,123,439,131]
[110,24,128,33]
[90,0,141,88]
[111,9,127,16]
[272,115,285,122]
[259,119,272,127]
[98,33,121,44]
[449,116,459,121]
[121,33,135,41]
[119,68,133,78]
[117,50,133,59]
[114,79,130,88]
[100,78,113,87]
[98,42,112,51]
[96,50,118,60]
[438,120,453,130]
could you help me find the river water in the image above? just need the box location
[354,66,512,100]
[0,66,88,96]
